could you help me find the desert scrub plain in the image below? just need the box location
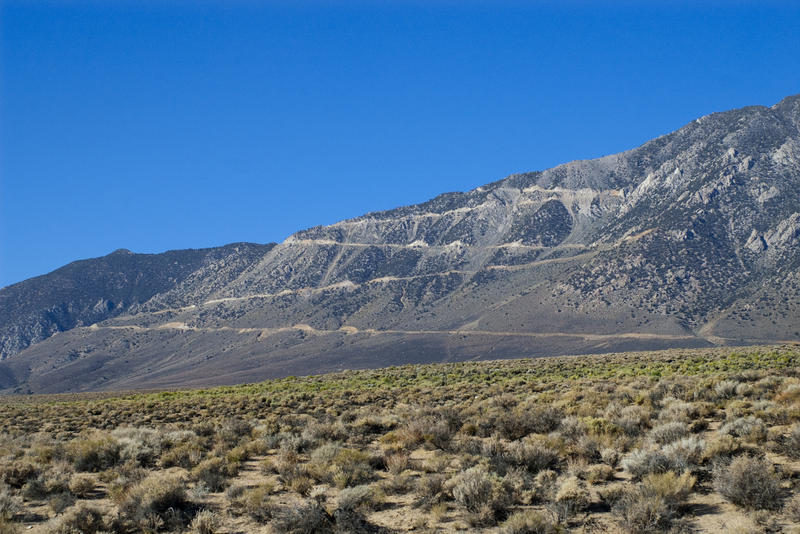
[1,346,800,533]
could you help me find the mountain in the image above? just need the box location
[2,95,799,394]
[0,243,275,363]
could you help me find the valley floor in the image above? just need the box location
[1,344,800,533]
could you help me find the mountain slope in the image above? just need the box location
[0,243,275,361]
[2,95,799,393]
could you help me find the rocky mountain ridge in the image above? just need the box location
[1,94,799,393]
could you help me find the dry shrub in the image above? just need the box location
[216,418,253,448]
[597,482,628,508]
[785,424,800,458]
[403,414,455,450]
[269,500,333,534]
[702,434,742,462]
[67,473,95,498]
[46,504,105,534]
[113,427,162,468]
[385,453,409,475]
[328,449,374,488]
[785,494,800,523]
[506,439,561,474]
[648,422,689,445]
[613,466,694,533]
[379,473,413,496]
[586,464,614,484]
[414,474,446,509]
[336,484,382,511]
[234,485,274,523]
[606,404,651,437]
[600,447,621,468]
[715,380,740,399]
[658,399,698,423]
[160,441,203,469]
[190,509,220,534]
[420,453,450,474]
[719,416,768,443]
[641,471,695,510]
[502,467,536,505]
[661,436,705,471]
[450,466,508,525]
[190,457,237,492]
[495,405,563,440]
[48,492,75,515]
[621,449,670,480]
[613,490,672,534]
[26,462,72,499]
[67,432,120,472]
[713,455,780,510]
[0,484,20,522]
[548,476,589,522]
[0,461,39,492]
[0,519,18,534]
[501,510,560,534]
[118,472,191,530]
[287,475,315,496]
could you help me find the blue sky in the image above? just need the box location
[1,1,799,288]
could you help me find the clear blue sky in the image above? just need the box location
[2,1,799,288]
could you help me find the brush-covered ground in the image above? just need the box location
[2,345,800,534]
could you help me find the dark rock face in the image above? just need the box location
[2,95,799,394]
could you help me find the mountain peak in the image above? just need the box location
[110,248,134,256]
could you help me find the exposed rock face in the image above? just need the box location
[2,95,799,393]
